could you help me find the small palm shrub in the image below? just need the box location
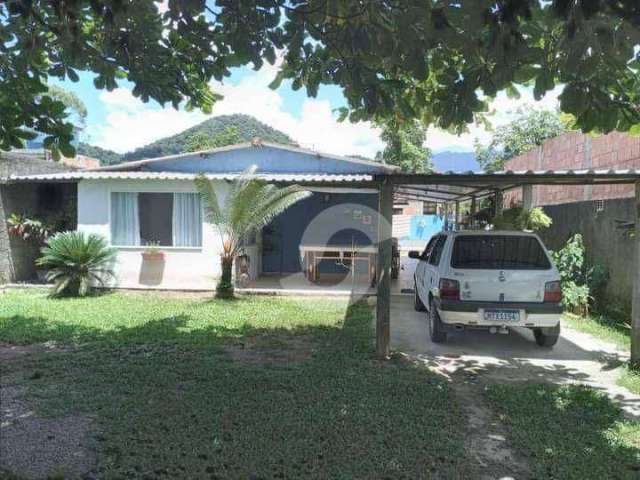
[37,231,117,297]
[195,167,310,298]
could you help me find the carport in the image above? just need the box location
[373,169,640,362]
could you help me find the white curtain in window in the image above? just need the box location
[111,192,140,246]
[172,193,202,247]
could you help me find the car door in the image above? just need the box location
[425,235,447,298]
[415,235,438,305]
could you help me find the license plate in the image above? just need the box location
[483,309,520,322]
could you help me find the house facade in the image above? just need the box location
[5,142,395,290]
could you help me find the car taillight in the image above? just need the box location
[439,278,460,301]
[544,281,562,303]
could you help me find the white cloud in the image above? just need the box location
[86,89,208,152]
[88,64,383,157]
[88,63,563,156]
[427,85,563,152]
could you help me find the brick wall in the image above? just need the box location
[504,131,640,207]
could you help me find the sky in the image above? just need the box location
[53,61,564,158]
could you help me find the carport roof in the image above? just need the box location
[2,168,639,202]
[383,168,640,203]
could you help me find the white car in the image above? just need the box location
[410,230,563,347]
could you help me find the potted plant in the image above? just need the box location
[141,241,165,261]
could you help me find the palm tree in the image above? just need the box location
[195,167,310,298]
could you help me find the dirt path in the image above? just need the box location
[452,370,531,479]
[0,343,96,480]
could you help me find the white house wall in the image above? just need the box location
[77,178,229,290]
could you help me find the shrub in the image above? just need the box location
[550,234,608,315]
[492,207,552,231]
[37,231,117,297]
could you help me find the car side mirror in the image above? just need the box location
[408,251,421,259]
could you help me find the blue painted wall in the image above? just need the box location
[142,145,389,174]
[406,215,445,241]
[262,192,379,274]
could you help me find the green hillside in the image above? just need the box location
[122,114,293,161]
[77,114,294,165]
[77,143,122,165]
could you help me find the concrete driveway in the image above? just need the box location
[390,294,640,419]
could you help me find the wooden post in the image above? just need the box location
[522,184,534,210]
[455,201,460,230]
[494,191,504,217]
[470,196,477,229]
[631,181,640,364]
[376,177,393,359]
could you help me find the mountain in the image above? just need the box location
[122,114,293,162]
[431,151,479,172]
[77,143,122,165]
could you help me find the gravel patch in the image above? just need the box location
[224,335,315,364]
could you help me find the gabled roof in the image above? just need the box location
[94,141,398,173]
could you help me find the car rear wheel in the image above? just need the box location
[428,301,447,343]
[534,324,560,347]
[414,282,426,311]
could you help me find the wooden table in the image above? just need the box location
[299,244,378,285]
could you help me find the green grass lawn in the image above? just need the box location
[0,289,469,479]
[485,383,640,480]
[2,289,639,479]
[563,312,640,395]
[563,312,631,350]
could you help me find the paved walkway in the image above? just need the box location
[390,295,640,419]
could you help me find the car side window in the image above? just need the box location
[421,236,437,261]
[429,236,447,266]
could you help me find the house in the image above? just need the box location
[3,142,396,290]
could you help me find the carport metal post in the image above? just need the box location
[444,203,450,230]
[632,181,640,364]
[494,191,504,216]
[376,176,393,359]
[522,184,534,209]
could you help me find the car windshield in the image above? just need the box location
[451,235,551,270]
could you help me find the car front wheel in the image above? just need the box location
[428,301,447,343]
[533,324,560,347]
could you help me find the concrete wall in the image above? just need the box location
[0,183,77,281]
[504,131,640,207]
[539,198,635,308]
[0,151,76,283]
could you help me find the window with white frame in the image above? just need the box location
[110,192,202,247]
